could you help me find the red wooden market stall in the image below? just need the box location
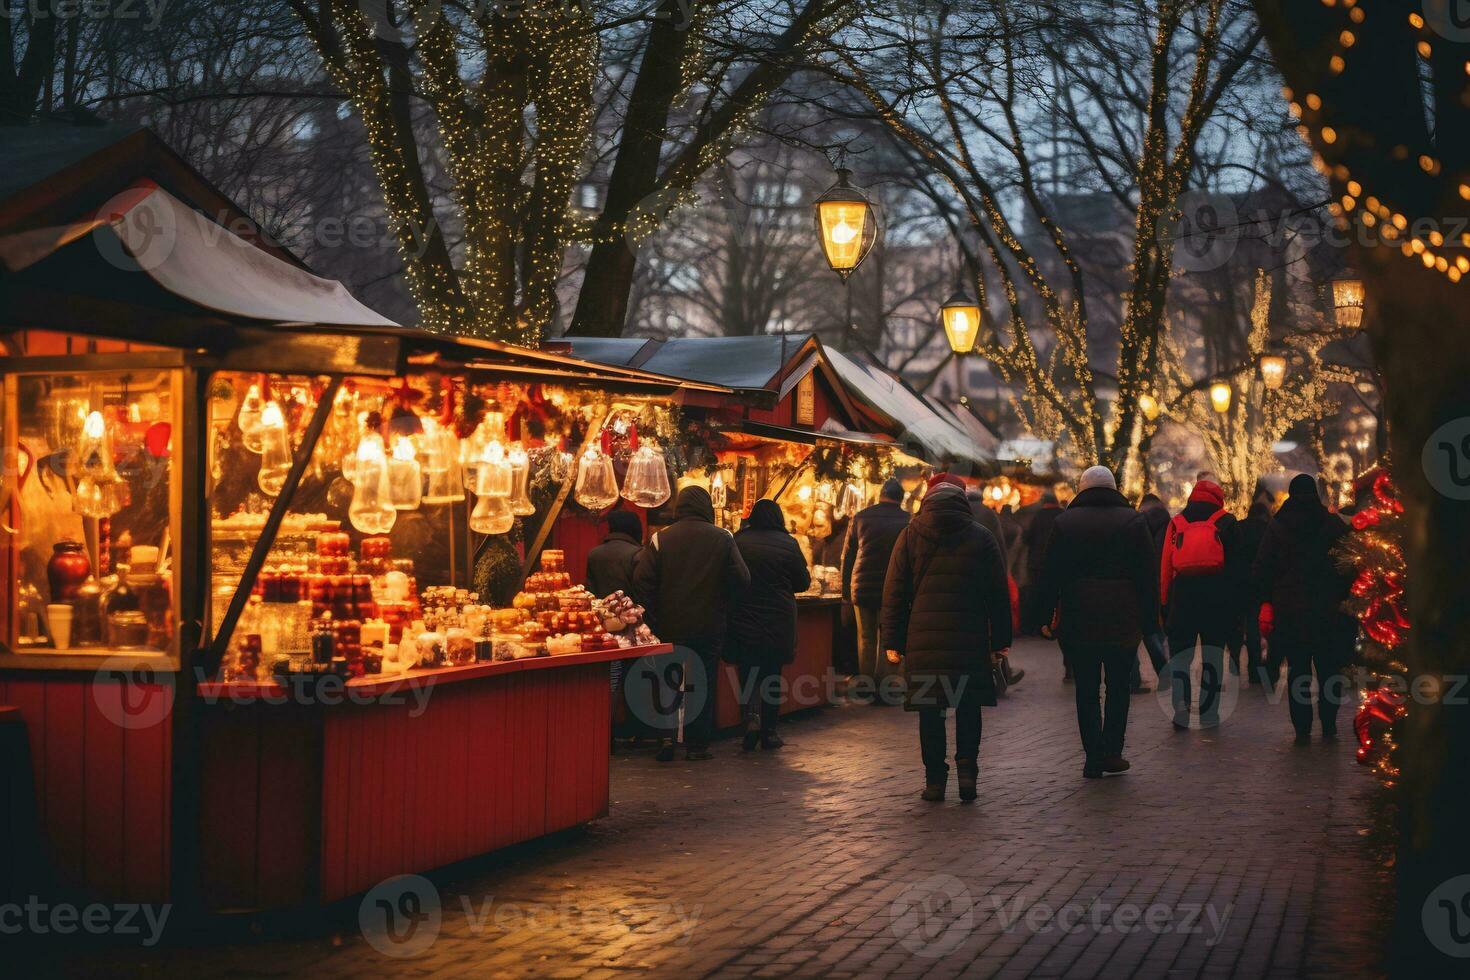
[562,336,996,731]
[0,126,734,912]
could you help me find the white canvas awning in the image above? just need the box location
[0,180,397,328]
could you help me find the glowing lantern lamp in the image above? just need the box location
[1138,393,1161,421]
[1209,382,1233,414]
[1259,354,1287,390]
[813,167,879,280]
[1332,277,1365,329]
[940,286,982,354]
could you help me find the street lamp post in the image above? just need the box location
[1210,381,1233,414]
[813,167,879,281]
[939,283,983,354]
[1259,353,1287,390]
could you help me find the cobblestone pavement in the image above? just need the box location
[27,639,1393,978]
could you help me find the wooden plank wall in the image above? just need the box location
[0,673,173,901]
[198,664,613,910]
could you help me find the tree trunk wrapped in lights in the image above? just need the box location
[1157,271,1351,510]
[824,0,1262,471]
[1250,1,1470,968]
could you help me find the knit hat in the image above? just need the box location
[927,472,964,492]
[606,510,643,538]
[880,478,904,502]
[1078,465,1116,492]
[1189,480,1226,508]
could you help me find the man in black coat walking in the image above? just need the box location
[882,477,1011,803]
[1020,490,1062,634]
[1252,474,1354,742]
[586,510,643,599]
[1134,493,1173,690]
[840,478,910,704]
[1039,467,1158,778]
[728,500,811,750]
[632,485,751,760]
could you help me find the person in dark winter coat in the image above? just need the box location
[1252,474,1354,742]
[1020,491,1062,633]
[632,485,751,760]
[1039,467,1158,778]
[1234,499,1273,685]
[1159,479,1239,728]
[586,510,643,599]
[969,489,1025,689]
[840,478,910,703]
[881,483,1012,803]
[727,499,811,750]
[1134,494,1173,689]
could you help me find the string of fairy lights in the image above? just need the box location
[1291,0,1470,285]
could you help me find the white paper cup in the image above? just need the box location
[47,603,73,649]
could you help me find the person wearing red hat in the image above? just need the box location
[1159,479,1241,729]
[927,472,965,493]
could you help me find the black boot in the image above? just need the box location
[1002,658,1025,687]
[956,759,978,801]
[741,714,761,752]
[761,729,784,750]
[920,783,945,802]
[655,739,676,762]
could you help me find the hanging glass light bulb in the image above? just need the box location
[348,432,396,534]
[710,470,728,511]
[76,410,116,482]
[469,442,514,534]
[418,417,463,504]
[238,383,267,454]
[574,443,619,511]
[387,436,423,510]
[469,488,513,534]
[255,401,292,496]
[507,443,536,516]
[461,413,504,491]
[476,439,512,497]
[620,442,671,509]
[73,409,125,519]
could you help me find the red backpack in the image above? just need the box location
[1169,510,1228,577]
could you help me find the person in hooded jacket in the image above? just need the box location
[1133,493,1173,691]
[727,499,811,750]
[632,485,751,761]
[1159,479,1239,729]
[968,489,1026,689]
[586,510,644,599]
[1234,498,1273,686]
[1252,474,1354,742]
[840,478,910,704]
[1020,490,1063,634]
[1039,467,1158,777]
[882,476,1012,803]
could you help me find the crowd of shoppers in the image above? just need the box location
[590,462,1358,804]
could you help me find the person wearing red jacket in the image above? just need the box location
[1159,480,1240,729]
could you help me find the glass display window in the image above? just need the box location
[4,368,180,656]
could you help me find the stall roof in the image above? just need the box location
[0,131,738,396]
[0,179,397,328]
[0,123,302,267]
[563,334,817,392]
[823,348,993,470]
